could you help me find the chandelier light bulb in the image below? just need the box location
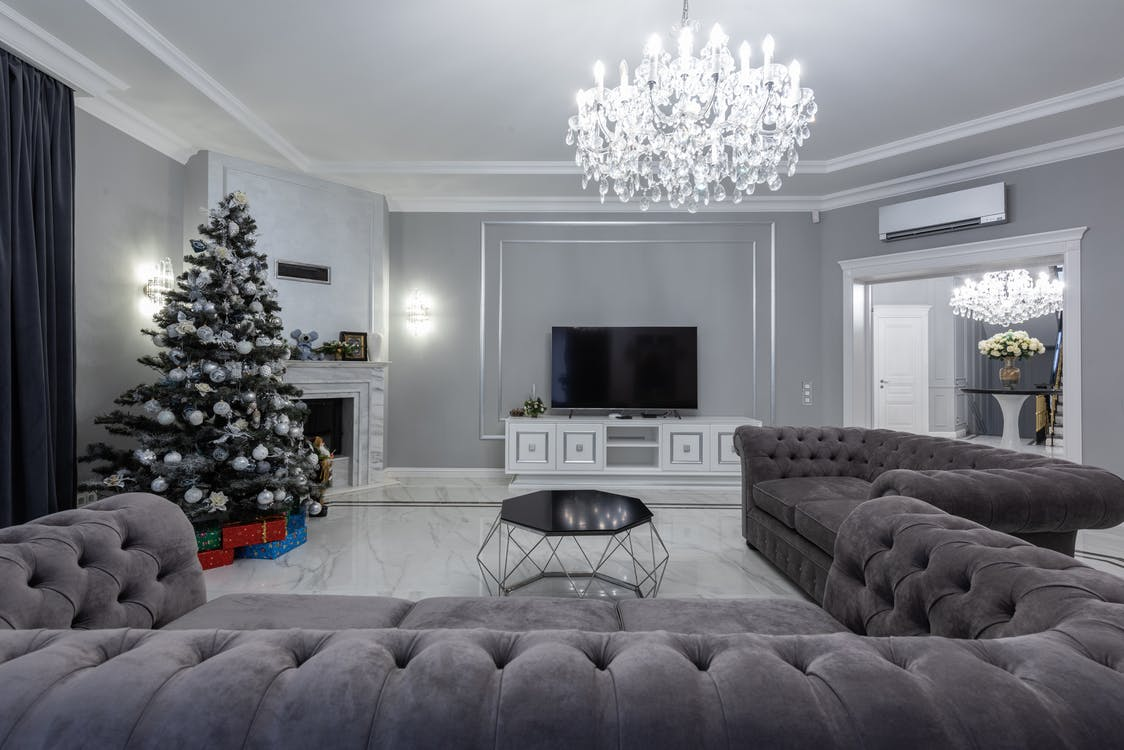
[593,60,605,89]
[567,0,817,210]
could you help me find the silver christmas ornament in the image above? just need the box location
[196,325,214,342]
[212,446,229,461]
[272,396,285,409]
[242,282,258,295]
[184,487,203,504]
[251,444,269,461]
[249,300,264,313]
[308,501,322,515]
[163,451,182,464]
[236,340,254,355]
[150,477,169,493]
[187,410,205,426]
[254,336,271,347]
[288,425,303,439]
[209,367,228,383]
[202,361,218,374]
[273,421,290,436]
[169,349,187,365]
[202,302,216,316]
[169,368,188,382]
[152,334,166,347]
[231,456,251,471]
[156,410,175,426]
[257,460,271,473]
[259,365,273,378]
[213,400,232,417]
[241,390,257,403]
[256,489,274,506]
[143,399,162,414]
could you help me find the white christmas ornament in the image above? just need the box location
[242,282,258,295]
[273,421,290,436]
[213,446,229,461]
[251,444,269,461]
[241,390,257,403]
[202,362,218,374]
[259,365,273,378]
[236,340,254,355]
[249,301,263,313]
[213,400,232,417]
[143,399,162,414]
[187,410,205,426]
[163,451,182,464]
[169,368,187,382]
[184,487,203,504]
[209,367,228,383]
[196,325,215,342]
[231,456,251,471]
[156,410,175,426]
[255,336,271,347]
[256,489,274,506]
[150,477,168,493]
[289,425,303,439]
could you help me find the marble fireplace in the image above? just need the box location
[283,360,387,491]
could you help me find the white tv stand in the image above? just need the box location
[504,415,762,487]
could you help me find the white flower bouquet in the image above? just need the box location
[977,330,1047,360]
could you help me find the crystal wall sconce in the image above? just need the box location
[406,289,432,336]
[143,257,175,303]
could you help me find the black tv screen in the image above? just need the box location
[551,326,698,410]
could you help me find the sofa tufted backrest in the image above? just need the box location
[734,426,1064,486]
[823,496,1124,639]
[0,493,205,629]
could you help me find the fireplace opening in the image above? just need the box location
[303,398,350,459]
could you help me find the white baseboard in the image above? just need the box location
[930,429,968,438]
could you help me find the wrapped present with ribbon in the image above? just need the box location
[194,522,222,552]
[197,548,234,570]
[236,525,307,560]
[222,515,287,550]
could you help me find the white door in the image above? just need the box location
[872,305,930,433]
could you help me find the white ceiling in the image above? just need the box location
[3,0,1124,211]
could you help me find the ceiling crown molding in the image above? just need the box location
[0,1,127,96]
[85,0,309,170]
[311,160,579,176]
[386,194,821,213]
[76,95,193,163]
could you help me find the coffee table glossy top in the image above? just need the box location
[500,489,653,535]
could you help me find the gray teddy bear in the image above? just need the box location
[289,329,322,361]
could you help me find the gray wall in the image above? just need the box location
[74,111,185,478]
[387,212,823,468]
[819,149,1124,475]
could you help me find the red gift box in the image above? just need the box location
[222,516,287,550]
[198,548,234,570]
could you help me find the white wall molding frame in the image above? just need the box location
[839,226,1086,461]
[478,221,777,440]
[85,0,309,170]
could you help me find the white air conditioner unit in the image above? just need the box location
[878,182,1006,241]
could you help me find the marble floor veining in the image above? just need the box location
[203,475,1124,601]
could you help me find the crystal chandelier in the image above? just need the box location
[566,0,816,212]
[949,269,1064,326]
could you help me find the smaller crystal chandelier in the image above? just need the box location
[567,0,816,212]
[949,269,1063,326]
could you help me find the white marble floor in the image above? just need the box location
[204,477,805,601]
[203,475,1124,601]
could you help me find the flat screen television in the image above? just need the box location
[551,326,698,410]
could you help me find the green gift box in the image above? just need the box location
[194,522,222,552]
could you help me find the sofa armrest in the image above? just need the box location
[0,493,205,629]
[822,496,1124,639]
[869,466,1124,533]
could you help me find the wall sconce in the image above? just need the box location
[143,258,175,303]
[405,289,432,336]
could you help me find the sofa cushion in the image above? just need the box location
[617,598,849,635]
[793,500,866,556]
[753,477,872,527]
[163,593,414,630]
[397,596,622,632]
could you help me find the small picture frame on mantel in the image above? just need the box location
[339,331,368,361]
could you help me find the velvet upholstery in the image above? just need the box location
[0,493,204,629]
[397,596,623,631]
[734,425,1124,599]
[1,495,1124,747]
[165,593,415,630]
[793,499,865,556]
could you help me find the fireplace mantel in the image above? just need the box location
[283,360,388,490]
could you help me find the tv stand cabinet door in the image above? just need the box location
[556,423,605,472]
[659,425,709,472]
[507,423,557,472]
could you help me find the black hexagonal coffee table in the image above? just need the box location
[476,489,669,598]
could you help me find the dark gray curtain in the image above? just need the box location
[0,49,75,526]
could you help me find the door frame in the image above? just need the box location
[871,305,931,433]
[839,227,1085,461]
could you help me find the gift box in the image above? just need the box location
[194,522,222,552]
[197,548,234,570]
[286,511,307,533]
[222,516,287,550]
[236,526,307,560]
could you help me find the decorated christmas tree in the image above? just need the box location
[82,191,322,520]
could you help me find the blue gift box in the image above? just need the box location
[287,512,307,532]
[236,525,307,560]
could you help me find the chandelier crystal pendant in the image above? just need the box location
[566,0,817,212]
[949,269,1064,326]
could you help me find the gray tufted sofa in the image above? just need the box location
[2,493,1124,748]
[734,425,1124,601]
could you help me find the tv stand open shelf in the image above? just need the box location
[505,415,761,487]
